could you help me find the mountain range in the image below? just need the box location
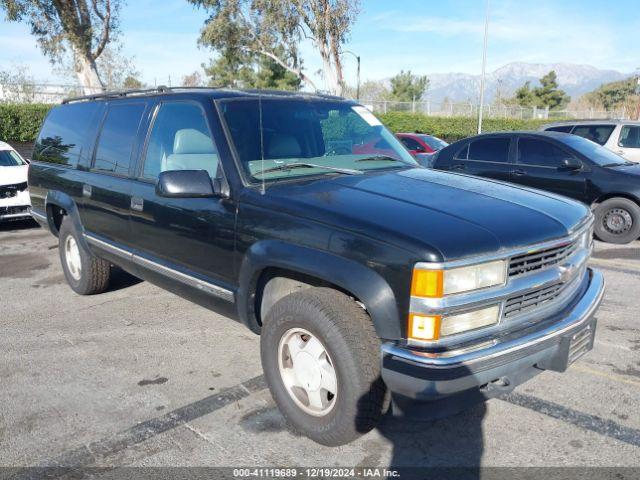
[424,62,630,104]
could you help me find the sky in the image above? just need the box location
[0,0,638,90]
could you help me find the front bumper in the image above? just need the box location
[381,267,605,403]
[0,189,31,221]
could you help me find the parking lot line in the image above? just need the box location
[499,392,640,448]
[570,364,640,388]
[10,375,266,480]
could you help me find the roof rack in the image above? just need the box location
[61,85,215,104]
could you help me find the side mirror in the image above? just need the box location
[559,157,582,171]
[156,170,217,198]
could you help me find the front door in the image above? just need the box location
[128,100,236,288]
[615,125,640,162]
[511,136,587,202]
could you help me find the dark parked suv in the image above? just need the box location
[29,88,604,446]
[432,131,640,244]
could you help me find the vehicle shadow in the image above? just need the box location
[0,218,40,232]
[107,267,143,292]
[359,369,486,479]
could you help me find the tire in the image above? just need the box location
[593,198,640,244]
[260,287,388,446]
[58,217,111,295]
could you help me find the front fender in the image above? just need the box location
[237,240,402,340]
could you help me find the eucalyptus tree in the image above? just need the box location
[190,0,359,95]
[1,0,120,93]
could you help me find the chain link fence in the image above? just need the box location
[359,99,628,120]
[0,82,630,120]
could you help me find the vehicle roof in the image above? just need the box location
[0,141,15,151]
[61,86,350,105]
[453,130,571,142]
[397,132,436,136]
[543,119,640,127]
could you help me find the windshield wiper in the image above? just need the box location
[256,162,361,176]
[355,155,404,163]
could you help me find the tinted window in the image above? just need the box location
[518,138,570,167]
[619,126,640,148]
[34,102,102,167]
[454,144,469,159]
[561,135,627,167]
[571,125,615,145]
[468,137,510,163]
[143,102,219,179]
[94,103,146,175]
[545,125,573,133]
[0,150,26,166]
[399,136,424,151]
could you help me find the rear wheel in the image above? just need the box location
[260,287,388,446]
[594,198,640,244]
[59,217,111,294]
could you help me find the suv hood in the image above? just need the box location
[0,165,28,186]
[263,168,590,261]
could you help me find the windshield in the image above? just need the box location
[0,149,26,167]
[420,135,448,150]
[218,97,417,183]
[561,135,628,167]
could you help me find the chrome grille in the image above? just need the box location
[503,282,565,318]
[509,240,578,277]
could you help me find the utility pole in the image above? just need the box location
[477,0,490,134]
[635,68,640,120]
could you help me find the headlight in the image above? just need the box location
[411,260,507,298]
[409,305,500,342]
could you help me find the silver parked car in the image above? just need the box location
[541,120,640,163]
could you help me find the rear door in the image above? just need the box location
[128,100,236,287]
[511,135,587,202]
[452,136,512,181]
[79,101,150,248]
[614,125,640,162]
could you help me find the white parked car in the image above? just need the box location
[541,120,640,163]
[0,141,31,222]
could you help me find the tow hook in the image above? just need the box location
[481,377,513,394]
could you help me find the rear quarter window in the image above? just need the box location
[34,102,103,167]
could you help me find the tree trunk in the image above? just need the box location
[74,53,105,94]
[318,43,342,96]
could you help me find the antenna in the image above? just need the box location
[258,93,266,195]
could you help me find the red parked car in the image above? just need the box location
[396,132,449,155]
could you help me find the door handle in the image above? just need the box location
[130,196,144,212]
[82,184,92,198]
[451,163,466,171]
[512,169,526,176]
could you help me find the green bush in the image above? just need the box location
[0,104,52,143]
[377,112,554,142]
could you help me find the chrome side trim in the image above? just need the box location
[83,233,234,302]
[382,268,605,369]
[84,233,133,260]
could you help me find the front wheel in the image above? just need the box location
[594,198,640,244]
[260,287,388,446]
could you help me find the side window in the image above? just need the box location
[545,125,574,133]
[468,137,510,163]
[34,102,102,167]
[94,103,146,175]
[619,126,640,148]
[400,137,423,151]
[517,138,569,167]
[143,102,219,179]
[454,144,469,159]
[571,125,615,145]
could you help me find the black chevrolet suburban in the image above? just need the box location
[29,88,605,446]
